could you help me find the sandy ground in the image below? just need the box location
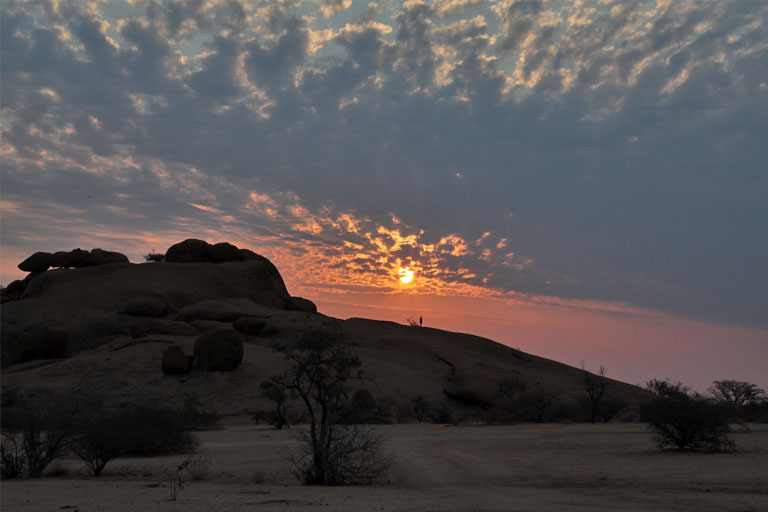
[2,422,767,511]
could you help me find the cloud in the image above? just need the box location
[2,0,767,328]
[432,0,485,18]
[318,0,352,18]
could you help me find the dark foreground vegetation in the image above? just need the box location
[263,329,391,485]
[642,379,767,452]
[1,388,215,478]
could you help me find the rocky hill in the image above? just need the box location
[1,239,647,421]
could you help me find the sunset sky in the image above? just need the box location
[2,0,766,391]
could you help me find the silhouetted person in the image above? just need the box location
[419,316,423,327]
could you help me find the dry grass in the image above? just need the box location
[183,455,212,481]
[2,422,767,511]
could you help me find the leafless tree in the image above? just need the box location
[582,362,608,424]
[268,329,390,485]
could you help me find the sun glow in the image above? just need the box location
[398,267,414,284]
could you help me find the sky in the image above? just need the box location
[1,0,767,392]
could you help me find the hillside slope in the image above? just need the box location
[1,241,646,419]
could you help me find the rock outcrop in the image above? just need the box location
[18,252,52,272]
[163,239,280,267]
[193,329,245,371]
[162,345,190,375]
[1,272,44,302]
[165,239,254,264]
[2,239,314,367]
[0,325,68,365]
[88,249,130,266]
[14,248,130,273]
[49,248,129,269]
[285,296,317,313]
[233,317,266,335]
[165,239,212,263]
[175,300,253,323]
[121,298,169,317]
[210,242,241,263]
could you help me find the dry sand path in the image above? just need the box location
[2,423,767,511]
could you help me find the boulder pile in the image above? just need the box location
[18,248,129,272]
[1,238,318,369]
[3,247,130,303]
[165,239,264,264]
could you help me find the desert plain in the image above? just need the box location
[3,243,767,511]
[2,420,767,512]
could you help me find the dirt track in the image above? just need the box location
[2,423,767,511]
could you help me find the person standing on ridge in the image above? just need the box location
[419,316,423,327]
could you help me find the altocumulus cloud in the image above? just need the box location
[1,0,767,328]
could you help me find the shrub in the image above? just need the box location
[184,455,212,480]
[260,378,289,429]
[290,424,391,486]
[253,469,266,484]
[597,395,633,423]
[4,389,85,478]
[1,432,26,479]
[121,402,198,456]
[340,389,378,424]
[642,379,733,452]
[1,386,20,408]
[144,251,165,262]
[645,378,689,398]
[495,376,527,420]
[177,393,218,431]
[45,461,68,477]
[517,387,557,423]
[410,395,431,423]
[70,408,129,476]
[430,401,453,424]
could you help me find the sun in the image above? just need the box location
[398,267,414,284]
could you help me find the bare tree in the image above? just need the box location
[267,329,389,485]
[708,380,765,406]
[581,362,608,424]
